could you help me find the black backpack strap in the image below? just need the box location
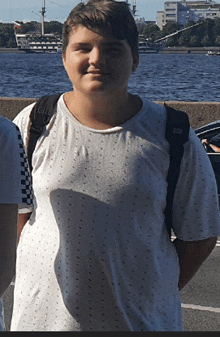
[27,93,62,172]
[164,103,190,238]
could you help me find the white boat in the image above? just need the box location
[14,1,62,54]
[206,50,220,56]
[138,38,166,53]
[14,32,62,53]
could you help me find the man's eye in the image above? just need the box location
[79,48,90,53]
[75,46,91,53]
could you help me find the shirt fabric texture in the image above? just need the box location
[10,95,220,331]
[0,116,33,331]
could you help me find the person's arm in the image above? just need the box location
[17,212,32,244]
[0,204,18,297]
[173,236,217,291]
[201,138,220,153]
[208,144,220,153]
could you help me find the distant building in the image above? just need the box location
[157,11,166,29]
[135,17,147,26]
[135,18,156,26]
[157,0,220,29]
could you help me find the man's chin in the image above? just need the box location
[85,82,110,93]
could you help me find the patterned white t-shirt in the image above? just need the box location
[0,116,33,331]
[11,95,220,331]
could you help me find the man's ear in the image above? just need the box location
[62,51,66,63]
[132,54,139,72]
[62,52,68,73]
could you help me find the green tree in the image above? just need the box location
[21,21,39,34]
[7,38,16,48]
[0,24,16,47]
[163,21,180,35]
[142,24,160,41]
[215,35,220,46]
[153,29,166,41]
[196,19,206,42]
[204,18,215,45]
[189,35,200,47]
[214,17,220,36]
[45,21,63,36]
[180,20,203,47]
[161,21,180,46]
[166,36,179,47]
[178,22,193,47]
[178,33,190,46]
[201,34,212,46]
[0,36,4,47]
[137,24,147,35]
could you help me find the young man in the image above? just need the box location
[11,0,220,331]
[0,117,32,331]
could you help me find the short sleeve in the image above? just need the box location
[0,117,33,207]
[172,127,220,241]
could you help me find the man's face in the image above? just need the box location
[62,25,139,97]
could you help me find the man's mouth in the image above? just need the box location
[86,69,109,75]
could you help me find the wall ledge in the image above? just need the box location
[1,97,220,129]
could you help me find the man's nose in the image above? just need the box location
[89,47,106,66]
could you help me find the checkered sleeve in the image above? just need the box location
[16,125,33,206]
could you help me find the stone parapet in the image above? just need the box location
[0,97,220,129]
[0,97,37,121]
[159,101,220,129]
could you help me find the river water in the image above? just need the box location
[0,52,220,102]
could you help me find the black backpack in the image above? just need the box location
[27,94,190,238]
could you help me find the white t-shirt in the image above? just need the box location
[11,95,220,331]
[0,116,33,331]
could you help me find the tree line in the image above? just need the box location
[138,18,220,47]
[1,18,220,48]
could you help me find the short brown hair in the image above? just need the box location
[62,0,139,56]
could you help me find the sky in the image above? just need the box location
[1,0,220,24]
[0,0,172,24]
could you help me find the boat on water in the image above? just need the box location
[138,37,166,54]
[14,31,62,53]
[206,50,220,56]
[139,22,203,54]
[14,0,62,53]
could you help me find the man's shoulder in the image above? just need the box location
[0,116,18,135]
[14,102,36,122]
[139,99,167,129]
[14,94,64,125]
[141,99,166,118]
[12,102,37,134]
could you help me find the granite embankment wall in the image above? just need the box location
[1,97,220,129]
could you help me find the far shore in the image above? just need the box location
[0,48,25,53]
[1,46,220,54]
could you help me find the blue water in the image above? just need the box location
[1,52,220,101]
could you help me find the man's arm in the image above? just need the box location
[0,204,18,297]
[173,236,217,291]
[17,212,32,244]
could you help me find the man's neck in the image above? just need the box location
[63,91,143,130]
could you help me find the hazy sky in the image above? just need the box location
[1,0,220,24]
[0,0,169,23]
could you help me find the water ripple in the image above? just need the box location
[0,52,219,101]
